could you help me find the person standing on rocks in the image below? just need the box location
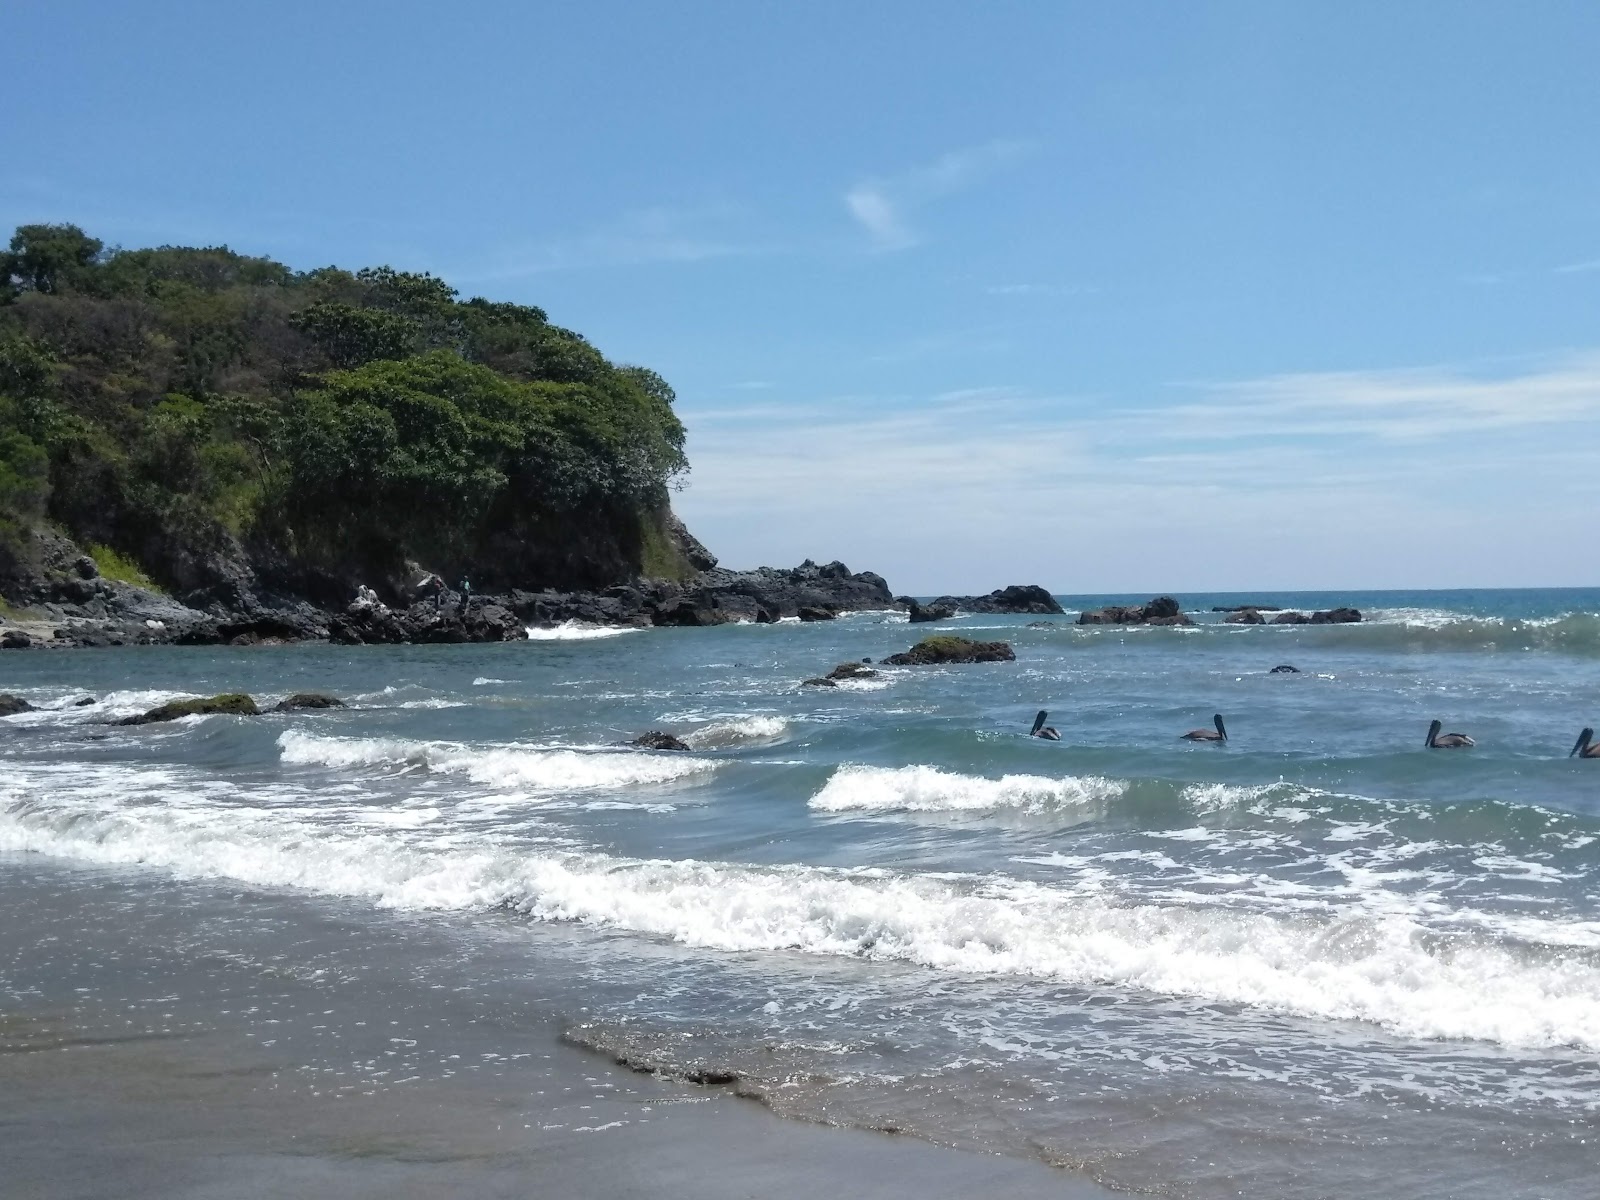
[459,577,472,612]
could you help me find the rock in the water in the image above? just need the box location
[802,661,881,687]
[272,693,346,712]
[119,694,261,725]
[1270,664,1301,674]
[632,731,692,751]
[905,599,955,623]
[801,676,839,688]
[883,636,1016,666]
[1226,608,1266,625]
[72,696,96,706]
[925,585,1063,615]
[1025,620,1058,629]
[1076,596,1192,627]
[1213,604,1281,612]
[1269,611,1310,625]
[796,606,837,622]
[1,630,32,649]
[1310,607,1362,624]
[0,693,36,716]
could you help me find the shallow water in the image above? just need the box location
[4,588,1599,1197]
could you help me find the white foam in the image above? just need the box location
[277,731,719,790]
[525,622,640,641]
[472,677,514,686]
[810,765,1127,814]
[680,715,790,749]
[5,775,1598,1051]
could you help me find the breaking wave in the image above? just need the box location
[680,715,790,749]
[811,764,1128,813]
[525,621,641,641]
[277,731,719,790]
[3,774,1597,1051]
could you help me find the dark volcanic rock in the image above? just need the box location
[802,660,881,687]
[689,560,893,623]
[273,693,346,712]
[119,694,261,725]
[72,696,96,706]
[800,676,838,687]
[883,636,1016,666]
[632,731,692,751]
[1,630,31,649]
[797,606,837,622]
[1269,611,1310,625]
[0,693,37,715]
[1311,607,1362,624]
[1270,664,1301,673]
[926,585,1064,616]
[1076,596,1193,627]
[904,598,955,623]
[1226,608,1267,625]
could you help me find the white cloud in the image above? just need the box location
[844,139,1034,251]
[673,354,1600,591]
[1554,258,1600,275]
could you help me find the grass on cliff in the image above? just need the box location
[638,511,697,582]
[88,543,164,593]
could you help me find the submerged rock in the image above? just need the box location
[883,636,1016,666]
[1270,664,1302,674]
[1226,608,1267,625]
[905,599,955,623]
[0,693,37,716]
[1270,607,1363,626]
[631,730,692,751]
[272,693,346,712]
[72,696,96,706]
[802,661,881,687]
[119,693,261,725]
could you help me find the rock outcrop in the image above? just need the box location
[925,585,1063,615]
[1226,608,1267,625]
[0,694,36,715]
[118,694,261,725]
[272,693,346,712]
[1269,608,1363,625]
[802,661,880,687]
[883,636,1016,666]
[903,599,955,623]
[1076,596,1193,627]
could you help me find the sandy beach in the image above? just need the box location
[2,858,1116,1200]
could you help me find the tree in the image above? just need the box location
[2,224,103,295]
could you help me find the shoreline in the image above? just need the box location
[1,855,1118,1200]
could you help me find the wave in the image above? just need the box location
[680,715,790,749]
[525,621,641,641]
[277,731,719,790]
[3,780,1597,1051]
[1348,610,1600,654]
[811,765,1128,814]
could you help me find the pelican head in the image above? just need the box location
[1030,710,1061,740]
[1427,719,1442,748]
[1572,727,1596,758]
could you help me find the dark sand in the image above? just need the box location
[1,859,1117,1199]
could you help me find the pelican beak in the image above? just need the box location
[1031,710,1048,736]
[1215,714,1227,742]
[1427,720,1441,748]
[1573,728,1595,758]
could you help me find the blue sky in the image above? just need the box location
[6,1,1599,592]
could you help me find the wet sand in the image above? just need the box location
[1,858,1116,1199]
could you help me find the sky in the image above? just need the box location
[5,1,1599,593]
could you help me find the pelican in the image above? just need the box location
[1570,728,1599,758]
[1181,714,1228,742]
[1030,710,1061,740]
[1426,719,1474,749]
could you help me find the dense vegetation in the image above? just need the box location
[0,223,692,600]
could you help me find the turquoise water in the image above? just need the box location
[4,588,1599,1197]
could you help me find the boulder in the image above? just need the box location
[906,600,955,623]
[1269,611,1310,625]
[1226,608,1266,625]
[1270,664,1301,674]
[803,661,880,687]
[119,694,261,725]
[1,630,31,649]
[1310,607,1362,624]
[1076,596,1192,627]
[800,676,838,688]
[632,731,692,751]
[796,606,837,622]
[0,694,36,716]
[72,696,96,706]
[272,693,346,712]
[883,636,1016,666]
[925,585,1064,615]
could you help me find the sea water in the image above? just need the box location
[3,588,1598,1197]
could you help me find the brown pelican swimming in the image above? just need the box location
[1426,719,1475,749]
[1181,714,1228,742]
[1570,728,1600,758]
[1029,710,1061,741]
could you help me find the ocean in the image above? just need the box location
[4,588,1598,1197]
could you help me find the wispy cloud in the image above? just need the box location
[674,353,1600,589]
[458,204,778,281]
[844,139,1034,252]
[1554,257,1600,275]
[984,282,1098,297]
